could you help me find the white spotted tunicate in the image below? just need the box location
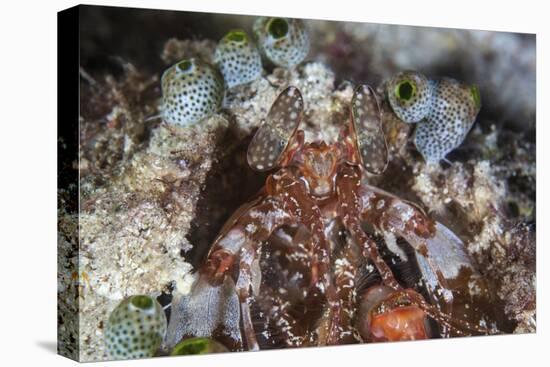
[253,17,309,69]
[386,71,434,123]
[161,58,224,126]
[214,30,263,88]
[414,78,481,163]
[105,295,167,360]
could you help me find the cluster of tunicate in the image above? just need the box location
[386,71,481,163]
[161,18,309,126]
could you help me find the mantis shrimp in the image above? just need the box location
[166,84,491,351]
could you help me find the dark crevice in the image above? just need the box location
[184,131,267,269]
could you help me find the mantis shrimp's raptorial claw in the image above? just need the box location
[167,199,293,350]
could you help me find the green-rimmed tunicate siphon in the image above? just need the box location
[214,30,263,88]
[414,78,481,163]
[253,17,309,68]
[161,58,224,126]
[105,295,167,360]
[170,337,229,356]
[386,71,434,123]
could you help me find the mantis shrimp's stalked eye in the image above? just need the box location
[387,71,434,123]
[214,30,263,89]
[350,85,389,174]
[247,86,304,171]
[171,337,229,356]
[414,78,481,163]
[161,58,224,126]
[105,295,167,360]
[253,17,310,68]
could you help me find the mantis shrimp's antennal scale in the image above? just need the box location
[351,85,389,174]
[247,86,304,171]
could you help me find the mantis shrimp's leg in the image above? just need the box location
[335,165,431,341]
[336,165,489,339]
[316,228,361,345]
[266,170,342,345]
[335,164,400,290]
[356,182,476,318]
[364,191,492,336]
[235,243,261,350]
[258,287,307,347]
